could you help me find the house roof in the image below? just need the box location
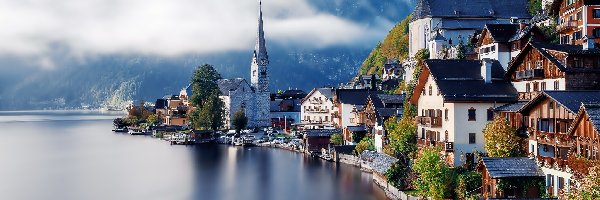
[336,89,382,105]
[280,90,307,99]
[519,91,600,114]
[494,102,527,112]
[568,102,600,136]
[346,126,367,133]
[360,151,399,175]
[481,157,544,178]
[304,129,339,137]
[413,59,518,103]
[377,94,405,106]
[412,0,531,21]
[302,87,335,104]
[333,145,356,155]
[507,42,600,78]
[217,78,252,96]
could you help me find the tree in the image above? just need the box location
[232,110,248,133]
[456,39,466,59]
[355,136,375,155]
[385,116,417,159]
[330,133,343,145]
[146,114,159,125]
[412,147,454,200]
[483,117,522,157]
[567,166,600,200]
[190,64,222,108]
[528,0,542,15]
[191,93,225,130]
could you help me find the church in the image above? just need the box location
[217,1,271,129]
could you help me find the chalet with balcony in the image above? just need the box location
[506,41,600,101]
[549,0,600,45]
[410,59,518,167]
[567,102,600,168]
[477,23,546,70]
[355,94,404,152]
[517,90,600,196]
[300,88,335,129]
[333,89,382,144]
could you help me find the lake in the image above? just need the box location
[0,111,388,200]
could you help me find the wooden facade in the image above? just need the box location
[568,104,600,161]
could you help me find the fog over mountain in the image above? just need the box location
[0,0,413,110]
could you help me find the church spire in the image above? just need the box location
[254,0,268,63]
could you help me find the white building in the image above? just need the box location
[476,23,545,71]
[409,59,518,167]
[405,0,532,83]
[300,88,335,129]
[217,78,254,129]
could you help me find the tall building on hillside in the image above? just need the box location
[250,0,271,127]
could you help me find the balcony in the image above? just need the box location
[415,116,442,128]
[536,131,574,147]
[417,139,452,152]
[515,69,544,80]
[305,108,330,114]
[536,155,568,171]
[518,91,541,101]
[557,21,578,33]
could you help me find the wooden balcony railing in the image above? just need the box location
[415,116,442,128]
[557,21,578,33]
[537,155,568,171]
[515,69,544,80]
[417,139,453,152]
[536,131,574,147]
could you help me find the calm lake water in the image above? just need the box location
[0,111,388,200]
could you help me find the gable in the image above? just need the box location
[506,43,566,81]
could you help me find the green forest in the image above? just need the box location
[358,15,411,76]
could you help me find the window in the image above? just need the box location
[325,116,328,121]
[549,102,554,110]
[554,80,560,90]
[422,88,426,95]
[541,82,547,91]
[429,85,432,96]
[469,133,476,144]
[559,177,565,189]
[594,9,600,18]
[487,108,494,121]
[468,107,476,121]
[533,82,539,91]
[421,128,425,139]
[577,12,582,20]
[526,83,531,92]
[491,45,496,52]
[445,109,449,120]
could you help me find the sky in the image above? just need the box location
[0,0,398,70]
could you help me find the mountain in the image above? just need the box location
[0,1,414,110]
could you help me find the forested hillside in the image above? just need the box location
[358,15,411,75]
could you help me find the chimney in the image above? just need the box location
[584,35,595,50]
[481,59,493,84]
[519,21,527,30]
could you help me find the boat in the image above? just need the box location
[241,135,256,146]
[170,132,194,145]
[128,128,144,135]
[112,127,128,132]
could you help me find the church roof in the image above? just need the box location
[412,0,531,21]
[217,78,252,96]
[253,0,268,63]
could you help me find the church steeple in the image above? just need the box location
[254,0,268,64]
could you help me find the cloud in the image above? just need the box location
[0,0,393,60]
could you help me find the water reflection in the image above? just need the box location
[0,111,387,200]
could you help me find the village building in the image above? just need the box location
[355,94,404,153]
[568,102,600,161]
[517,90,600,196]
[382,62,403,81]
[270,90,306,131]
[332,89,382,144]
[217,78,255,129]
[506,41,600,101]
[549,0,600,45]
[302,129,339,153]
[405,0,532,83]
[409,59,518,167]
[477,23,546,70]
[478,157,545,199]
[300,88,336,129]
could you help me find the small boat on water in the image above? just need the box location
[241,135,256,146]
[128,128,144,135]
[112,127,128,132]
[170,132,194,145]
